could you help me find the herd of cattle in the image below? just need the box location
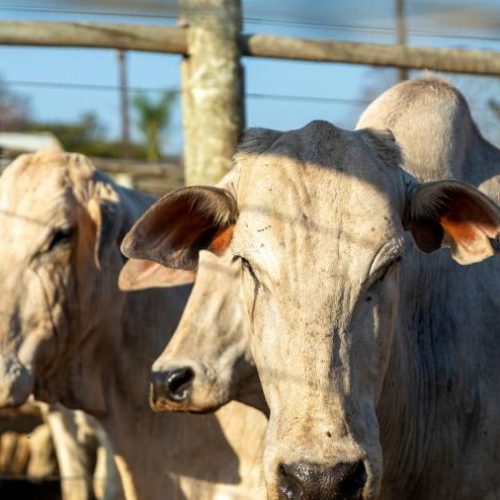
[0,76,498,500]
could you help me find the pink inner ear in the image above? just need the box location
[208,224,235,255]
[119,259,196,290]
[439,192,499,248]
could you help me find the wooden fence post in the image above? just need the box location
[180,0,244,185]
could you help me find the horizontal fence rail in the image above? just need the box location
[241,34,500,75]
[0,21,187,54]
[0,21,499,75]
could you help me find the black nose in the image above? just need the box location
[150,367,194,405]
[278,460,366,499]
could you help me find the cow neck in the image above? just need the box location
[377,241,500,498]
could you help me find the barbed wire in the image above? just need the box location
[0,5,499,43]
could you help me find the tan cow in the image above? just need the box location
[0,151,267,500]
[42,404,122,500]
[0,403,56,477]
[120,252,267,415]
[122,82,500,499]
[119,170,267,415]
[120,157,267,418]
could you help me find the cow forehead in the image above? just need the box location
[232,123,405,274]
[0,153,94,256]
[1,151,94,202]
[0,152,96,216]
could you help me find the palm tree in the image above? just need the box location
[132,90,176,162]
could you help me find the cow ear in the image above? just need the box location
[406,180,500,265]
[121,186,238,270]
[88,199,122,269]
[119,259,196,291]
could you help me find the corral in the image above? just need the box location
[0,1,498,499]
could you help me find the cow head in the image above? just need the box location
[121,121,500,499]
[119,251,267,415]
[0,151,127,414]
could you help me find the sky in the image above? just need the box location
[0,0,499,154]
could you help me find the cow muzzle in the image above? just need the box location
[0,355,33,407]
[278,461,367,500]
[149,367,194,411]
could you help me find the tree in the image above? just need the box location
[28,112,148,159]
[132,90,176,162]
[0,78,30,131]
[29,111,105,152]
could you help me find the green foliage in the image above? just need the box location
[29,112,103,151]
[27,112,148,159]
[0,76,178,160]
[132,91,177,162]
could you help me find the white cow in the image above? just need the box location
[0,151,267,500]
[122,78,500,499]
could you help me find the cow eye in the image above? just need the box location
[47,226,74,252]
[233,255,259,282]
[233,254,251,271]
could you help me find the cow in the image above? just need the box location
[121,78,500,500]
[0,399,120,500]
[0,403,57,478]
[0,150,267,500]
[119,170,266,416]
[41,403,122,500]
[120,252,268,416]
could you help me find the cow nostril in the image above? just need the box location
[165,367,194,402]
[150,367,195,406]
[278,464,302,499]
[338,460,367,498]
[278,460,367,500]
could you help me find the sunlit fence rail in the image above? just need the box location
[0,20,499,74]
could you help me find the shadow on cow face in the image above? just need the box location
[0,151,124,414]
[121,122,500,500]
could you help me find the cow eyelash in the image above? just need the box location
[47,226,74,252]
[232,254,261,320]
[232,255,260,282]
[232,254,252,271]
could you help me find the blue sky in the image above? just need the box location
[0,0,499,154]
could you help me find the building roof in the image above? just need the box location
[0,132,62,154]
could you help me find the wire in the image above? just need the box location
[244,17,500,43]
[0,5,179,20]
[0,5,499,43]
[247,92,369,105]
[3,78,495,112]
[2,79,179,94]
[0,78,372,105]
